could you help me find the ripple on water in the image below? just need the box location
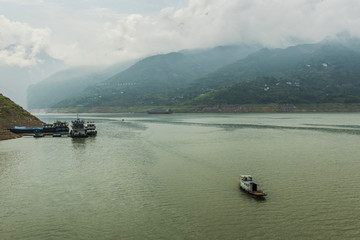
[1,113,360,239]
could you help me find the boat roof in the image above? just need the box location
[240,175,253,178]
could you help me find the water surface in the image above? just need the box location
[1,113,360,239]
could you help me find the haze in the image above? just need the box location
[1,0,360,107]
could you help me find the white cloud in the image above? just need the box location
[49,0,360,66]
[1,0,360,107]
[2,0,360,67]
[0,0,43,4]
[0,15,51,67]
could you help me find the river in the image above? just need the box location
[1,113,360,239]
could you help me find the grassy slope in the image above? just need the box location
[0,94,43,140]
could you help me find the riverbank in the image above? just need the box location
[0,128,21,141]
[0,94,43,141]
[176,103,360,113]
[38,103,360,114]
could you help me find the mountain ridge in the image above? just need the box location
[49,44,260,109]
[27,38,360,113]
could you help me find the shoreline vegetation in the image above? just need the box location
[3,94,360,141]
[32,103,360,114]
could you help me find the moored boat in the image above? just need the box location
[10,126,43,134]
[69,117,88,138]
[33,131,44,138]
[239,175,267,197]
[10,120,69,134]
[84,121,97,136]
[42,120,69,133]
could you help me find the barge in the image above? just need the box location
[10,121,69,134]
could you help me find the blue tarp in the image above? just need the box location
[13,126,43,130]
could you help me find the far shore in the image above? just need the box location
[3,103,360,141]
[30,103,360,114]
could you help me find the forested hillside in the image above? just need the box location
[51,45,260,109]
[189,43,360,105]
[34,38,360,112]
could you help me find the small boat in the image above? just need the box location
[239,175,267,197]
[33,131,44,138]
[52,133,62,137]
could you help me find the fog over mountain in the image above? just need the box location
[1,0,360,107]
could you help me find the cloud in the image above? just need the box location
[0,0,43,5]
[2,0,360,67]
[49,0,360,66]
[0,15,51,67]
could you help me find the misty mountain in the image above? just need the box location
[180,43,322,98]
[53,45,260,108]
[48,38,360,111]
[188,42,360,105]
[27,62,134,110]
[0,51,65,107]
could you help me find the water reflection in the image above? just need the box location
[71,137,97,150]
[71,137,87,146]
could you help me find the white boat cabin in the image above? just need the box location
[240,175,258,192]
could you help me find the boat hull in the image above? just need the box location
[239,184,267,197]
[10,121,69,134]
[33,134,44,138]
[10,127,43,134]
[69,130,88,138]
[70,135,88,138]
[86,131,97,136]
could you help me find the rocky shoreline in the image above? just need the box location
[0,128,20,141]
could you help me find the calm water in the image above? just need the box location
[1,113,360,239]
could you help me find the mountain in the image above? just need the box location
[178,43,322,100]
[47,38,360,112]
[0,94,43,140]
[0,51,65,107]
[188,42,360,105]
[52,45,261,109]
[27,62,133,110]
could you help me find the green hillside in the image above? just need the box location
[47,38,360,113]
[188,43,360,106]
[176,43,323,101]
[0,94,43,140]
[52,45,260,109]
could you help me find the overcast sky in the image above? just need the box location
[1,0,360,106]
